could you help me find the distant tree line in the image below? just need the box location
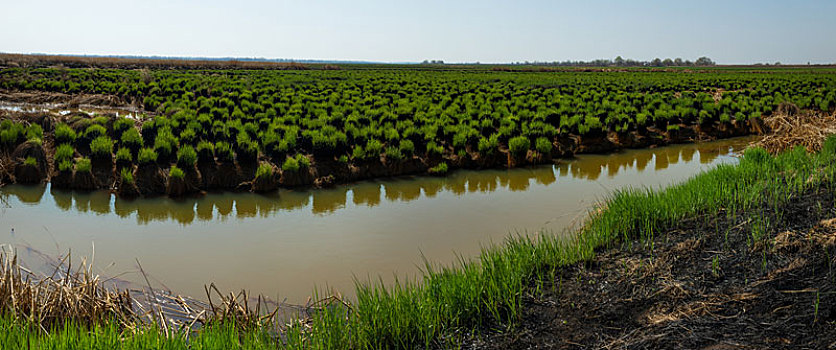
[753,62,783,66]
[503,56,717,67]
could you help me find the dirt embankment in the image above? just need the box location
[468,187,836,349]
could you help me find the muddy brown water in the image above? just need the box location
[0,137,754,304]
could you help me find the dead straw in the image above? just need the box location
[1,246,337,340]
[754,104,836,154]
[0,246,135,332]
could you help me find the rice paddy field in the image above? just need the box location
[0,65,834,195]
[1,59,836,348]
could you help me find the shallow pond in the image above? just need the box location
[0,137,753,303]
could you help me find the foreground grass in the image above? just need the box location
[3,137,836,349]
[0,319,281,350]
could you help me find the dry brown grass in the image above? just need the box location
[0,150,12,186]
[0,53,311,70]
[0,247,136,331]
[0,245,340,335]
[754,104,836,154]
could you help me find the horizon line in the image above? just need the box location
[3,52,833,66]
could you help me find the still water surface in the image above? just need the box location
[0,138,753,303]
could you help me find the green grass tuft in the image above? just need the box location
[23,156,37,167]
[58,159,73,172]
[137,148,158,164]
[54,123,77,144]
[120,128,143,148]
[75,158,92,173]
[429,162,448,175]
[508,136,530,156]
[54,143,74,162]
[282,157,300,173]
[169,166,185,179]
[177,145,198,167]
[120,167,134,184]
[115,147,133,163]
[535,137,552,155]
[255,163,273,180]
[89,136,114,158]
[215,141,235,162]
[196,140,215,160]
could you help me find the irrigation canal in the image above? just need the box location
[0,137,754,304]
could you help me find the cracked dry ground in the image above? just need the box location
[470,187,836,349]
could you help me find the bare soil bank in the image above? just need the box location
[465,184,836,349]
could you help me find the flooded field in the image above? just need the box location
[0,137,753,304]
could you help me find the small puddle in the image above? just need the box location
[0,137,754,303]
[0,102,142,119]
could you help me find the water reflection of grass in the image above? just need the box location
[420,178,444,198]
[560,138,743,181]
[51,188,73,210]
[351,183,381,207]
[312,188,347,215]
[2,138,752,225]
[195,199,214,221]
[7,184,46,204]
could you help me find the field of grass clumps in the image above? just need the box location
[0,66,834,194]
[3,134,834,348]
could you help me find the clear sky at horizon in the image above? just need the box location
[2,0,834,64]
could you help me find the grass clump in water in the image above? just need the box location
[535,136,552,155]
[508,136,530,156]
[215,141,235,162]
[120,168,134,184]
[385,146,403,161]
[58,159,73,172]
[169,166,185,180]
[282,157,300,173]
[429,162,448,175]
[282,154,310,173]
[75,158,92,173]
[255,163,273,180]
[196,140,215,161]
[177,145,197,167]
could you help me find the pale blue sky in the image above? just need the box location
[2,0,834,64]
